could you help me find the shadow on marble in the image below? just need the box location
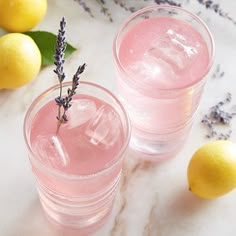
[142,186,215,236]
[169,186,214,215]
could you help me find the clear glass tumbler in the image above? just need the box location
[113,6,214,162]
[23,81,130,234]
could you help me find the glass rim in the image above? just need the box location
[113,5,215,92]
[23,81,131,180]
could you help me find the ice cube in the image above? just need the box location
[66,99,97,129]
[126,28,200,88]
[32,134,69,168]
[85,105,121,149]
[127,51,176,87]
[146,28,199,73]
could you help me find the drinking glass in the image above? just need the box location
[23,81,130,234]
[113,5,214,161]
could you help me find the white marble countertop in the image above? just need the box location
[1,0,236,235]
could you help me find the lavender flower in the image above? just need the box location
[54,17,86,133]
[74,0,236,26]
[197,0,236,26]
[73,0,94,17]
[54,17,66,84]
[114,0,137,13]
[212,64,225,79]
[96,0,113,22]
[201,93,236,140]
[154,0,181,7]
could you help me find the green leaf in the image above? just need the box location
[24,31,77,66]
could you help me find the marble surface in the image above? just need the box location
[1,0,236,235]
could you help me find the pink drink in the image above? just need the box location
[114,6,214,161]
[118,17,209,132]
[119,17,209,90]
[24,82,130,234]
[30,95,125,176]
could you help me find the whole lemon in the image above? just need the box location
[0,0,47,32]
[187,140,236,199]
[0,33,41,89]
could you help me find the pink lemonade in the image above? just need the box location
[119,17,209,90]
[118,17,210,132]
[30,94,125,176]
[24,82,130,232]
[114,6,214,159]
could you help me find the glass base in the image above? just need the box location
[129,123,192,162]
[36,178,118,235]
[45,206,112,236]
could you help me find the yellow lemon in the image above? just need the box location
[187,140,236,199]
[0,33,41,89]
[0,0,47,32]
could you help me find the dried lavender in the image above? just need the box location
[54,17,66,95]
[96,0,113,22]
[73,0,94,18]
[197,0,236,26]
[154,0,181,7]
[74,0,236,26]
[201,93,236,140]
[114,0,137,13]
[75,0,180,21]
[54,17,86,134]
[211,64,225,79]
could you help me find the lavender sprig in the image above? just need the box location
[54,17,86,134]
[74,0,236,26]
[211,64,225,79]
[197,0,236,26]
[73,0,94,18]
[96,0,113,22]
[201,93,236,140]
[58,64,86,124]
[54,17,66,85]
[154,0,181,7]
[114,0,137,13]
